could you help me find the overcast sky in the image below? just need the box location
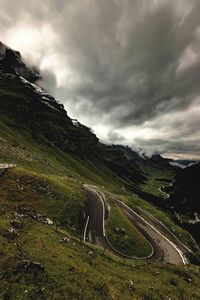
[1,0,200,159]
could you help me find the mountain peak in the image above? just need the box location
[0,41,40,82]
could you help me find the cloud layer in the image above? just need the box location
[1,0,200,159]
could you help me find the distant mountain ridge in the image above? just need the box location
[169,160,198,169]
[168,162,200,213]
[166,162,200,244]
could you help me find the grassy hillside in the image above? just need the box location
[1,167,200,299]
[0,43,200,299]
[1,209,200,300]
[140,164,174,197]
[0,118,196,250]
[106,202,152,257]
[1,120,200,298]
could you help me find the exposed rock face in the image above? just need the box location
[0,42,40,82]
[149,154,172,170]
[96,144,147,186]
[0,42,98,156]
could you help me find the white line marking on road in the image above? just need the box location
[83,215,89,242]
[84,184,187,264]
[118,200,187,265]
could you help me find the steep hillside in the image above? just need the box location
[96,144,146,186]
[96,144,175,202]
[1,43,200,299]
[1,168,200,300]
[0,42,98,156]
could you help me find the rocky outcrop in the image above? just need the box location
[0,42,40,82]
[149,154,173,170]
[97,144,146,186]
[0,42,98,156]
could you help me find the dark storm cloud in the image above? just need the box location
[134,137,200,160]
[1,0,200,158]
[132,98,200,158]
[106,130,126,144]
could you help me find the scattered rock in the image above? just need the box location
[132,264,136,268]
[130,280,134,286]
[6,227,18,240]
[16,206,39,219]
[185,277,192,283]
[14,241,21,249]
[16,206,53,226]
[16,260,44,274]
[10,220,22,229]
[64,237,70,242]
[8,227,18,234]
[60,237,70,243]
[115,227,126,234]
[41,217,53,225]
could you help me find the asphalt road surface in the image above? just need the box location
[83,184,187,265]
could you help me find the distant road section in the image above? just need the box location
[83,184,187,265]
[0,164,16,175]
[0,164,16,169]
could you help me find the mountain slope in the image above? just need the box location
[0,42,200,299]
[168,162,200,214]
[167,163,200,244]
[0,42,98,156]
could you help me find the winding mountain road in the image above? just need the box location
[0,165,189,265]
[83,184,188,265]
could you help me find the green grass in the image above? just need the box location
[0,167,85,235]
[140,164,174,197]
[108,191,198,252]
[106,202,152,257]
[1,203,200,299]
[0,117,200,298]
